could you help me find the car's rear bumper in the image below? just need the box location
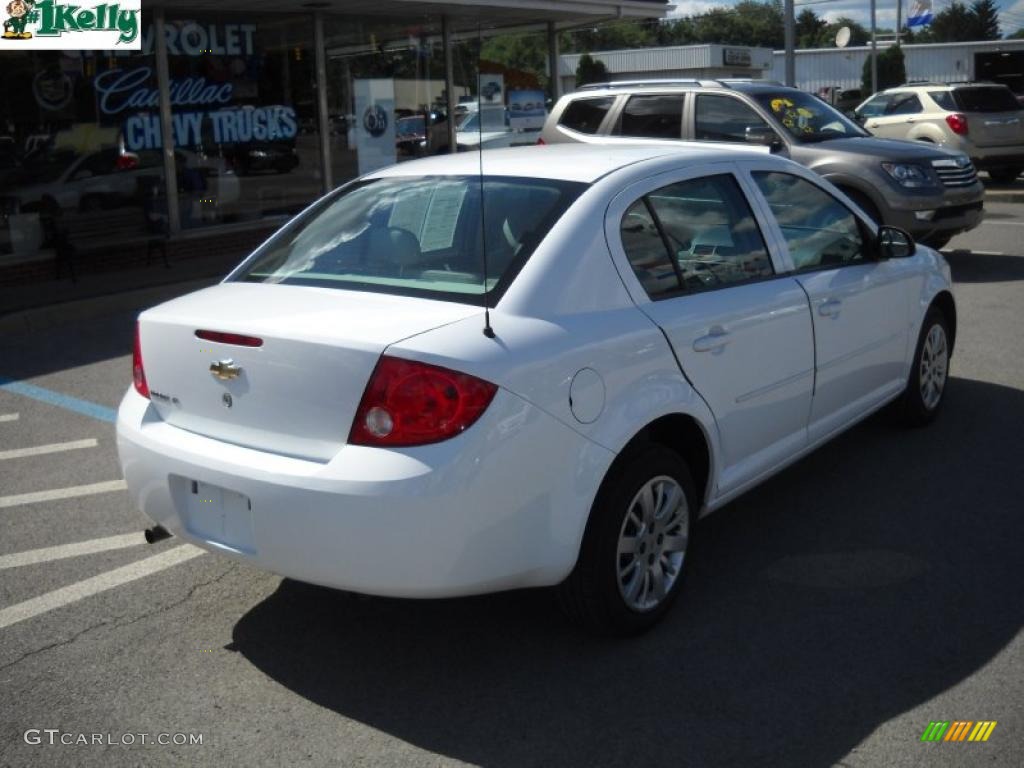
[116,387,611,598]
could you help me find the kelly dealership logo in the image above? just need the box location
[1,0,140,49]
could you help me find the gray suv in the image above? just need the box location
[540,80,984,248]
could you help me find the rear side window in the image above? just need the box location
[618,94,684,139]
[234,176,585,304]
[559,97,615,134]
[620,174,773,298]
[953,86,1020,112]
[928,91,957,111]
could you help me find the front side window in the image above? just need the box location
[559,97,616,134]
[695,95,770,142]
[752,172,866,271]
[235,176,585,304]
[618,94,684,139]
[620,174,773,298]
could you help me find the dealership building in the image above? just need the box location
[0,0,666,288]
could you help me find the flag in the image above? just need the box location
[907,0,933,27]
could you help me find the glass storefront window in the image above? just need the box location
[323,15,450,187]
[162,15,319,229]
[0,47,165,272]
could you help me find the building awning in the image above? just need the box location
[149,0,669,26]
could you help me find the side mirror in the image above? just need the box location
[877,225,916,259]
[745,125,782,149]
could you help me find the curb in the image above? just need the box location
[0,277,218,336]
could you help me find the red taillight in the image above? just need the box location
[536,136,546,145]
[116,153,139,170]
[133,323,149,399]
[946,113,968,135]
[349,356,497,447]
[195,329,264,347]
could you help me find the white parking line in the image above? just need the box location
[0,533,145,570]
[0,438,98,461]
[0,479,127,509]
[0,413,18,422]
[0,544,206,630]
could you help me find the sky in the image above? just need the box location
[667,0,1024,35]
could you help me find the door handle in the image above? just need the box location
[818,298,842,317]
[692,326,731,353]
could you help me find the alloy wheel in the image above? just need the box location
[616,475,689,612]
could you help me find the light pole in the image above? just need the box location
[784,0,795,87]
[870,0,878,94]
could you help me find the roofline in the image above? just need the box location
[772,38,1024,55]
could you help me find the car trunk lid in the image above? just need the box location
[138,283,480,461]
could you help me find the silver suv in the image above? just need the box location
[540,80,984,248]
[854,82,1024,183]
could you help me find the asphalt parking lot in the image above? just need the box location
[1,205,1022,767]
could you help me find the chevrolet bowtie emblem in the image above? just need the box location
[210,359,242,381]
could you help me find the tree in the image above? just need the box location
[971,0,1001,40]
[1007,28,1024,40]
[575,53,609,88]
[863,45,906,96]
[796,8,825,48]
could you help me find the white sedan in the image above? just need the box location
[117,144,955,634]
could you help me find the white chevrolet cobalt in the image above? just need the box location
[117,145,955,634]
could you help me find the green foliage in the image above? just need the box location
[913,0,1001,42]
[575,53,609,88]
[862,45,906,96]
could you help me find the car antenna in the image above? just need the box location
[477,25,496,339]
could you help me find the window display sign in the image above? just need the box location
[0,0,141,50]
[354,78,396,175]
[508,89,545,130]
[478,74,503,105]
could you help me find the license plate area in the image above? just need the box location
[178,477,255,554]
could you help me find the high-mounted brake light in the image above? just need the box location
[946,113,968,135]
[195,329,264,347]
[133,322,149,399]
[349,356,497,447]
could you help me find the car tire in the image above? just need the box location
[558,445,695,636]
[987,167,1021,184]
[839,187,881,225]
[894,306,951,427]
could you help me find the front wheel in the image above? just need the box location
[558,446,695,635]
[894,307,950,427]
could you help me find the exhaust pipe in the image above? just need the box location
[144,525,172,544]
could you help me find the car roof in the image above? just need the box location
[364,144,769,184]
[569,80,795,97]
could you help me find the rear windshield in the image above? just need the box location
[232,176,585,304]
[953,86,1020,112]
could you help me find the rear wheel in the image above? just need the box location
[558,445,695,635]
[894,306,950,427]
[987,167,1021,184]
